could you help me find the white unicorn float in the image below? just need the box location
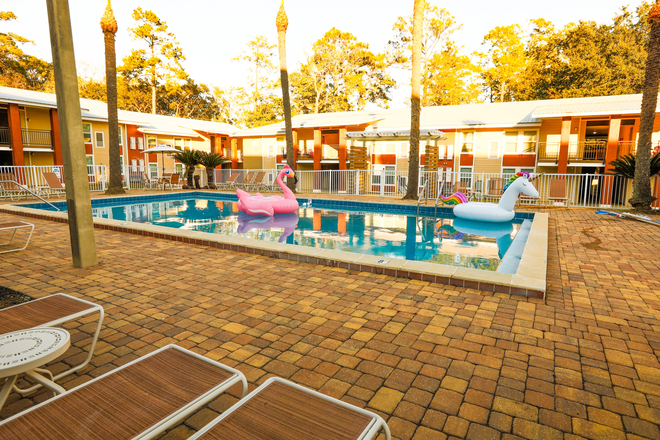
[439,172,539,223]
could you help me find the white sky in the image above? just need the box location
[6,0,646,107]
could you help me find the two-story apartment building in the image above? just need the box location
[0,87,238,178]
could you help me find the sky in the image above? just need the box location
[6,0,647,107]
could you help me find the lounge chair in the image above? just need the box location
[0,173,30,201]
[42,172,66,198]
[189,377,391,440]
[168,173,183,190]
[218,172,240,191]
[0,222,34,254]
[0,293,103,395]
[548,178,570,207]
[484,178,506,202]
[238,171,256,191]
[246,171,266,192]
[0,345,248,440]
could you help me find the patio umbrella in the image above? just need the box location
[142,144,181,175]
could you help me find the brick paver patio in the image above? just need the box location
[1,206,660,440]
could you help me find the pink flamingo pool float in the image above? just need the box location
[237,164,299,216]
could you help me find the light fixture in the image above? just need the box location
[591,177,599,186]
[593,131,597,134]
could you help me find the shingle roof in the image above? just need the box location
[531,94,648,117]
[0,86,238,135]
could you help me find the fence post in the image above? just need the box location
[380,169,385,197]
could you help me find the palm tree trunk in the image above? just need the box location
[277,1,295,191]
[404,0,425,200]
[102,1,124,195]
[631,1,660,213]
[207,168,214,187]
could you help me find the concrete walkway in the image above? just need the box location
[0,207,659,439]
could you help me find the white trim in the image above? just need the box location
[488,140,500,159]
[94,131,105,148]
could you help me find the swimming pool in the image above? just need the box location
[26,193,533,273]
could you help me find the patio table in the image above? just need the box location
[0,328,70,410]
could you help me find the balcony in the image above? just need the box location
[22,128,53,147]
[0,127,9,144]
[617,141,660,157]
[538,141,607,164]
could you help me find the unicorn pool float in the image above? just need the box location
[439,172,539,223]
[237,164,299,216]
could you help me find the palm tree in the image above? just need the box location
[609,153,660,179]
[198,152,230,189]
[403,0,426,200]
[276,0,295,191]
[631,0,660,212]
[172,150,200,187]
[101,0,125,195]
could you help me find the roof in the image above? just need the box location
[531,94,649,118]
[0,86,238,135]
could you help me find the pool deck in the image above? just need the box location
[1,192,660,440]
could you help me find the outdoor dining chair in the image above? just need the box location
[484,178,506,202]
[42,172,66,198]
[0,293,104,396]
[0,345,248,440]
[189,377,391,440]
[142,172,160,190]
[547,178,570,207]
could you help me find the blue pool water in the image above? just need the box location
[25,193,533,272]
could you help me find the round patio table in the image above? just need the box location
[0,328,70,410]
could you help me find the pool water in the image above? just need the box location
[88,197,524,271]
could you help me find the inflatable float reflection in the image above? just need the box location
[237,212,299,243]
[450,219,515,259]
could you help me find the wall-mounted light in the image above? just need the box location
[591,177,599,186]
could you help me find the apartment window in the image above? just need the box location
[147,136,157,149]
[461,132,474,153]
[252,139,260,154]
[488,140,500,159]
[174,138,183,150]
[86,155,94,176]
[119,156,124,173]
[138,159,145,170]
[83,124,92,143]
[503,167,534,176]
[95,132,104,148]
[522,131,537,153]
[384,142,396,154]
[118,126,123,146]
[175,163,183,176]
[267,143,275,158]
[130,137,136,150]
[398,142,409,158]
[137,137,144,150]
[459,167,472,189]
[149,163,158,178]
[131,159,137,172]
[504,131,518,153]
[184,138,191,149]
[447,145,454,160]
[372,165,395,185]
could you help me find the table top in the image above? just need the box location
[0,328,70,377]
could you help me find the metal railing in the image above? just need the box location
[0,127,10,144]
[538,141,607,163]
[21,128,53,147]
[4,165,660,210]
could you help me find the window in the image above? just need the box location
[174,138,183,150]
[131,159,137,172]
[184,138,191,149]
[459,167,472,189]
[130,137,136,150]
[86,155,94,176]
[119,156,124,174]
[384,142,396,154]
[522,131,537,153]
[503,167,534,176]
[447,145,454,160]
[95,132,104,148]
[149,163,158,179]
[372,165,395,185]
[83,124,92,143]
[137,137,144,150]
[488,140,500,159]
[138,159,145,170]
[118,126,123,146]
[267,143,275,158]
[504,131,518,153]
[175,163,183,176]
[461,132,474,153]
[147,136,157,149]
[398,142,409,158]
[252,139,260,154]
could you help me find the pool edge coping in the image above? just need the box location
[0,199,547,300]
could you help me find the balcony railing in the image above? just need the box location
[0,127,9,144]
[538,141,607,163]
[22,128,53,147]
[617,141,660,157]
